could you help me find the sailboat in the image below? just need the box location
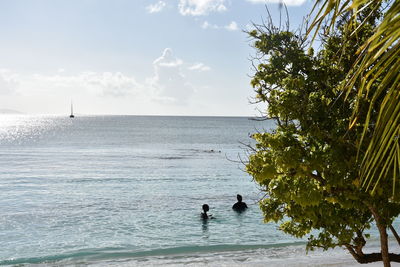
[69,102,75,118]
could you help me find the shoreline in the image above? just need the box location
[2,241,389,266]
[83,242,391,267]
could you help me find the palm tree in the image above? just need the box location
[308,0,400,197]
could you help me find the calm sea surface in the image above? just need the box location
[0,115,384,266]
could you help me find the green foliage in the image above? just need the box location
[247,9,400,253]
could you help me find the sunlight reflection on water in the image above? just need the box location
[0,115,70,144]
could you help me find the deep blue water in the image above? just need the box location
[0,115,385,266]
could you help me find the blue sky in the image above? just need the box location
[0,0,313,116]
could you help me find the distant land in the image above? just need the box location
[0,109,24,114]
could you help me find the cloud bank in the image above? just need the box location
[18,72,142,98]
[1,48,209,110]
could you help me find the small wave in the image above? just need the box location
[130,243,307,256]
[157,156,186,160]
[0,242,306,266]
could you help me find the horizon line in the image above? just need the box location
[0,112,266,118]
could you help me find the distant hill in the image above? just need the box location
[0,109,23,114]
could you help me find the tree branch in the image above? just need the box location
[345,244,400,263]
[389,224,400,247]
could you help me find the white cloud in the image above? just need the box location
[2,71,141,98]
[153,49,183,67]
[0,69,19,95]
[201,20,239,31]
[246,0,306,6]
[149,48,194,104]
[188,63,211,72]
[225,21,238,31]
[83,72,141,97]
[201,21,219,29]
[179,0,227,16]
[146,1,167,13]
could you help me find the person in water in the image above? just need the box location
[201,204,212,219]
[232,194,248,212]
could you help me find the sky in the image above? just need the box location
[0,0,314,116]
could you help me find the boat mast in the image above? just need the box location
[70,101,75,118]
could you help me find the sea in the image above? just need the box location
[0,115,389,266]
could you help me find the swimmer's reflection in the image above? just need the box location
[202,219,209,232]
[201,204,214,239]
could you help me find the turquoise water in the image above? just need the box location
[0,115,386,266]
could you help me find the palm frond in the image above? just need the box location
[308,0,400,197]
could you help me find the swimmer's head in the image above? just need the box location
[237,194,242,202]
[202,204,209,212]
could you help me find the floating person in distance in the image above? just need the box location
[232,194,248,212]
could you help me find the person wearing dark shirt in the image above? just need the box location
[201,204,211,219]
[232,194,248,212]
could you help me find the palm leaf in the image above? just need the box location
[308,0,400,197]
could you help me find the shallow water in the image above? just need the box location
[0,115,393,266]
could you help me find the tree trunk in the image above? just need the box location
[377,223,391,267]
[368,204,391,267]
